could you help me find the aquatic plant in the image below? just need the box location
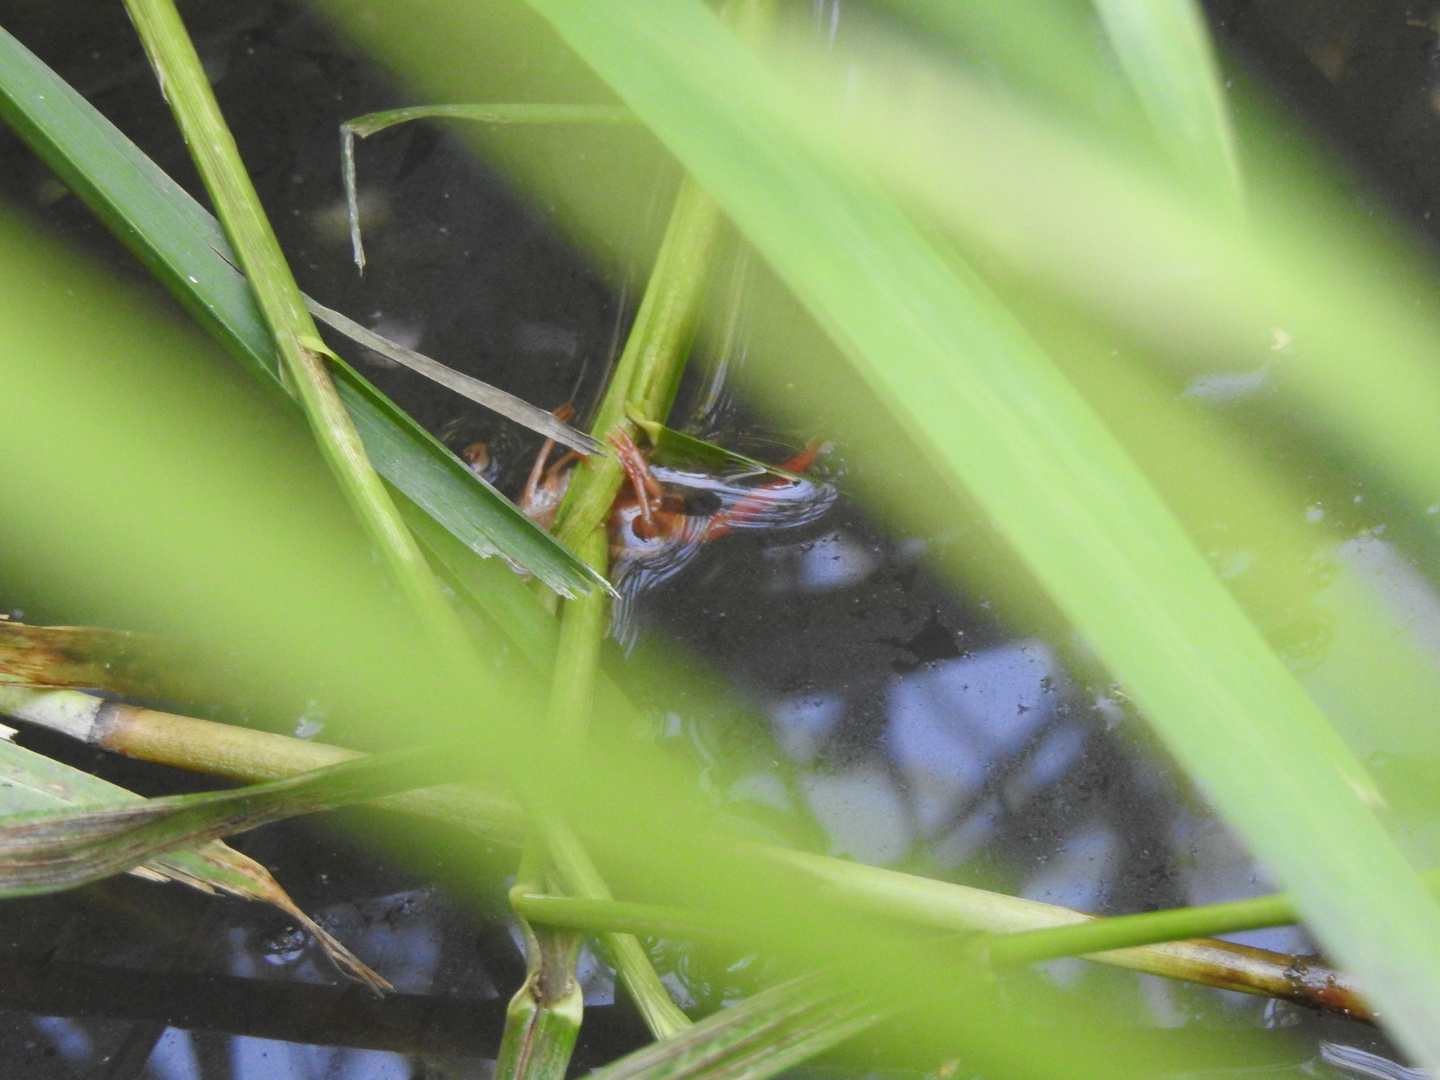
[1,1,1440,1077]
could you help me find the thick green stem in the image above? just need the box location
[3,685,1376,1019]
[122,0,469,660]
[497,844,585,1080]
[500,173,721,1066]
[551,176,724,551]
[545,816,693,1037]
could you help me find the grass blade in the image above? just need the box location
[122,0,489,652]
[306,297,600,455]
[0,23,603,597]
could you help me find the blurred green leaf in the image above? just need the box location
[1091,0,1242,204]
[0,24,603,598]
[495,0,1440,1064]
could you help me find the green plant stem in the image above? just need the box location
[121,0,469,659]
[760,848,1370,1017]
[544,529,612,751]
[508,177,723,1050]
[982,893,1293,965]
[497,842,585,1080]
[545,815,693,1037]
[551,176,723,551]
[514,894,731,942]
[2,685,1376,1019]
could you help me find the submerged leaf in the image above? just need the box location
[340,103,634,269]
[625,409,808,482]
[0,735,388,990]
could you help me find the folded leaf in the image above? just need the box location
[0,741,443,896]
[0,735,388,990]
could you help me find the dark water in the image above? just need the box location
[0,0,1433,1077]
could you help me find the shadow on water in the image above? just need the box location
[0,0,1437,1076]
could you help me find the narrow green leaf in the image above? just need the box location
[0,745,445,898]
[347,103,634,139]
[0,736,389,989]
[626,409,807,482]
[583,978,877,1080]
[306,297,601,456]
[1090,0,1243,206]
[125,0,457,642]
[0,23,603,598]
[511,0,1440,1064]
